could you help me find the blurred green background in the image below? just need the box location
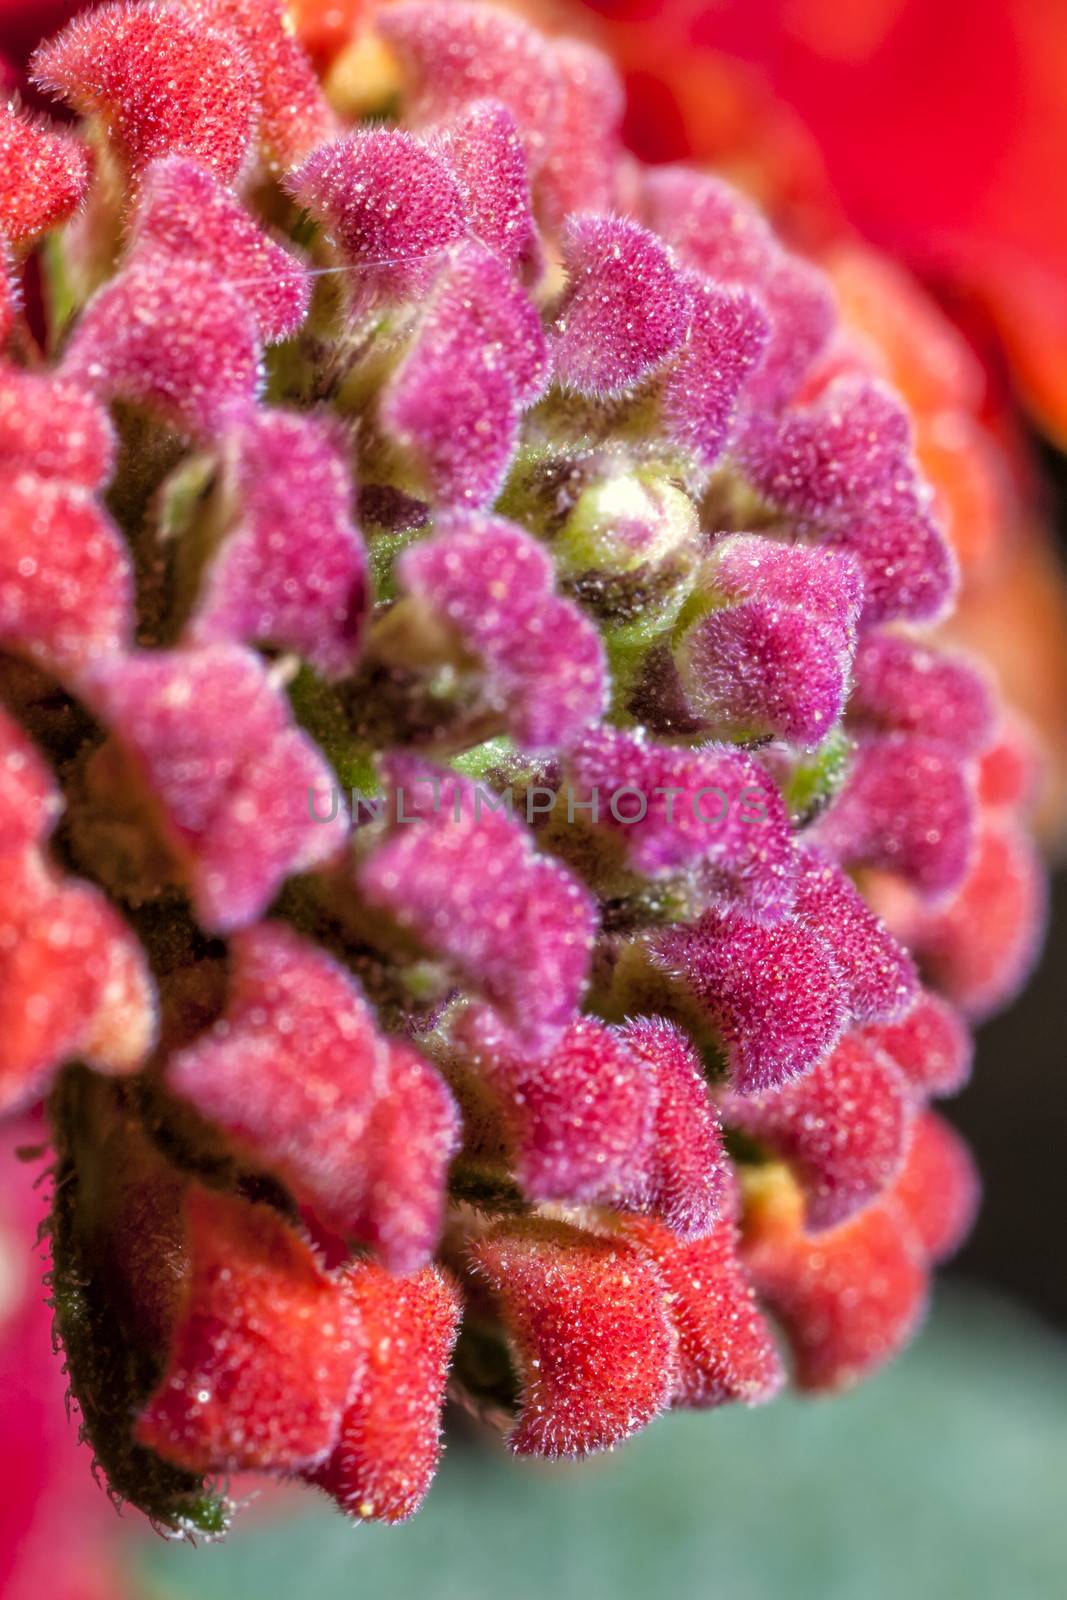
[138,1287,1066,1600]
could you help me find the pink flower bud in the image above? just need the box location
[398,511,605,749]
[434,100,536,267]
[379,1,562,169]
[287,128,466,316]
[133,156,311,342]
[359,757,596,1050]
[537,39,623,227]
[63,253,263,441]
[551,214,692,398]
[813,733,976,897]
[182,0,338,167]
[722,1032,913,1230]
[651,906,848,1095]
[0,367,115,488]
[567,725,797,916]
[0,477,133,680]
[849,632,995,755]
[860,991,973,1099]
[84,645,348,931]
[187,407,368,679]
[644,166,834,405]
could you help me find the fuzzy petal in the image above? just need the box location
[552,214,691,398]
[84,645,348,932]
[133,156,310,342]
[468,1218,677,1459]
[310,1263,460,1523]
[33,1,258,184]
[0,477,133,680]
[136,1185,363,1473]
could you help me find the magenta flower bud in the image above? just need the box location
[860,990,974,1100]
[167,922,459,1272]
[813,732,976,897]
[644,165,835,405]
[133,156,311,343]
[83,644,348,931]
[676,536,862,747]
[566,724,797,915]
[551,214,692,397]
[537,39,623,227]
[398,511,605,749]
[741,376,957,623]
[434,100,537,268]
[63,253,263,441]
[287,128,466,318]
[721,1032,914,1231]
[651,907,848,1095]
[380,240,548,505]
[848,631,996,755]
[660,279,770,468]
[479,1016,659,1208]
[379,1,562,169]
[359,756,597,1049]
[792,847,918,1022]
[619,1015,728,1238]
[186,406,369,680]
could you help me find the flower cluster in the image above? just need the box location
[0,0,1047,1538]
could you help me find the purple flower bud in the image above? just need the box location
[398,511,606,750]
[359,756,597,1049]
[187,407,369,680]
[566,724,797,916]
[651,907,848,1095]
[133,156,311,343]
[83,644,348,931]
[286,128,467,317]
[551,214,692,398]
